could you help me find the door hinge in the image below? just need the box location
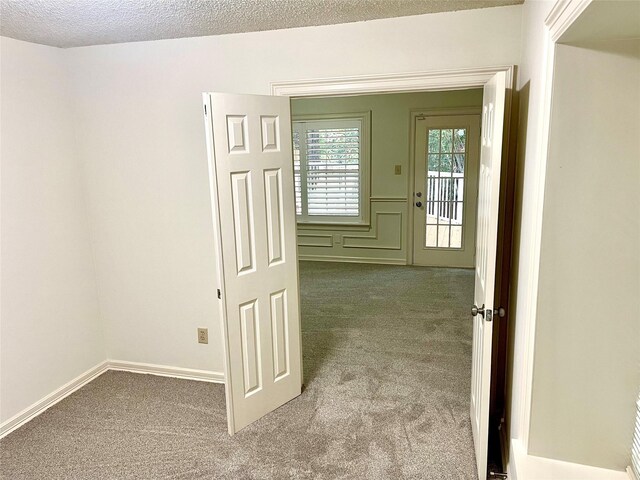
[203,104,207,115]
[217,288,221,299]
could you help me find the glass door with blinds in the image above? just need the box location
[412,114,481,267]
[292,114,369,225]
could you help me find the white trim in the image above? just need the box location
[516,23,554,452]
[271,66,514,97]
[370,196,408,202]
[413,107,483,117]
[515,0,593,451]
[628,466,638,480]
[107,360,225,383]
[510,439,629,480]
[299,254,406,265]
[546,0,593,42]
[0,360,224,439]
[0,360,109,438]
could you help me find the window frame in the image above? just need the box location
[292,111,371,227]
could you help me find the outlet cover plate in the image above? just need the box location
[197,328,208,344]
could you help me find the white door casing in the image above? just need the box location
[203,92,302,435]
[470,71,507,480]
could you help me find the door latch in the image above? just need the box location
[471,304,506,321]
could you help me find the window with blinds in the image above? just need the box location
[293,116,368,224]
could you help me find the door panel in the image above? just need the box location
[412,115,481,267]
[470,72,507,480]
[203,92,302,435]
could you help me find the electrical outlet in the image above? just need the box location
[394,165,402,175]
[197,328,208,344]
[333,234,343,245]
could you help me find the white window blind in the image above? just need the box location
[293,118,364,223]
[293,129,302,215]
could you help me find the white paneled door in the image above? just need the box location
[470,72,507,480]
[203,92,302,435]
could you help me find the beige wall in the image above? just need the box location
[291,91,483,263]
[0,38,105,423]
[528,38,640,470]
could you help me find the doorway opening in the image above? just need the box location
[289,89,502,478]
[278,69,515,480]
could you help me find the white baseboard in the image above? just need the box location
[510,439,629,480]
[299,254,406,265]
[0,360,110,439]
[0,359,224,439]
[107,360,225,384]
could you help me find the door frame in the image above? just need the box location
[271,65,516,473]
[407,107,482,267]
[271,66,515,97]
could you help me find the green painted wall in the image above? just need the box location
[291,89,483,263]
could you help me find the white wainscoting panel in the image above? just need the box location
[297,198,408,263]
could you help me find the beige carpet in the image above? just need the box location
[0,262,477,479]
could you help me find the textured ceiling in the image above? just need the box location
[0,0,523,49]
